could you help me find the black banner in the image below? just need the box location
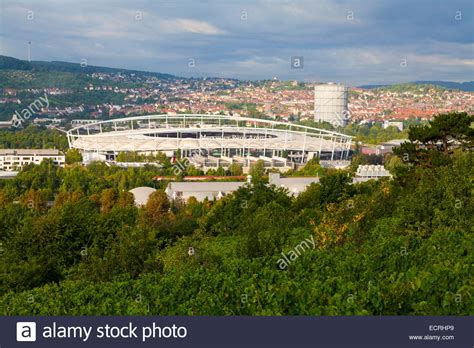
[1,316,472,347]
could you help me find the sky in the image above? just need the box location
[0,0,473,85]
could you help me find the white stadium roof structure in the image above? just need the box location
[67,114,352,163]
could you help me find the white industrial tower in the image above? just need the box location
[314,83,349,127]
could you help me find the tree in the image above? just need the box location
[15,159,61,192]
[238,201,291,258]
[65,148,83,164]
[185,165,203,176]
[228,163,243,176]
[319,171,353,205]
[249,160,266,183]
[293,182,322,211]
[53,190,83,208]
[215,166,226,176]
[0,191,7,208]
[72,226,162,282]
[19,188,49,211]
[99,188,117,213]
[394,112,474,166]
[408,112,473,154]
[293,157,322,176]
[384,152,404,172]
[116,191,135,208]
[142,190,171,229]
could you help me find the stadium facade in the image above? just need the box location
[67,114,352,168]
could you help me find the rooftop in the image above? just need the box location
[0,149,62,156]
[129,186,156,206]
[269,173,320,195]
[167,181,246,193]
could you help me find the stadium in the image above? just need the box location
[67,114,352,169]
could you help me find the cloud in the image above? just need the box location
[0,0,472,84]
[160,18,227,35]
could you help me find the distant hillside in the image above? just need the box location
[359,81,474,92]
[0,55,176,80]
[414,80,474,91]
[375,83,448,93]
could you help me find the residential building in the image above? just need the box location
[0,149,65,171]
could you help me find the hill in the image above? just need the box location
[414,80,474,91]
[0,55,175,80]
[374,83,447,93]
[359,81,474,92]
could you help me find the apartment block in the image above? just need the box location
[0,149,65,171]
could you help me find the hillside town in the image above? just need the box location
[1,70,473,128]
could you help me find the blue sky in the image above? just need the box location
[1,0,473,85]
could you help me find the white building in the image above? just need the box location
[314,83,349,127]
[165,181,247,202]
[268,173,319,196]
[129,186,156,206]
[0,170,19,179]
[164,173,322,202]
[0,149,65,171]
[354,165,392,182]
[383,120,404,131]
[0,120,12,129]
